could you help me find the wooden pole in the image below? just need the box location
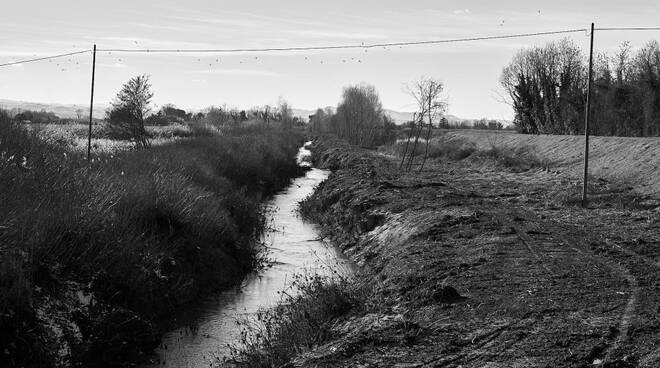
[87,44,97,162]
[582,24,595,207]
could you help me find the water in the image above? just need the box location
[151,142,354,367]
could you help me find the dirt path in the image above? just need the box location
[291,138,659,368]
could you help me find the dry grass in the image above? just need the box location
[379,134,549,172]
[0,111,305,366]
[32,122,193,154]
[544,176,655,210]
[470,144,551,172]
[442,130,660,197]
[225,273,357,367]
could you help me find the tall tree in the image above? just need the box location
[333,84,386,147]
[106,75,153,148]
[501,38,586,134]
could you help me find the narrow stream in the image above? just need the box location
[151,142,354,367]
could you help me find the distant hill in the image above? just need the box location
[292,106,472,125]
[0,99,109,120]
[0,99,509,126]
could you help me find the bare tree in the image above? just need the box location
[406,77,447,128]
[405,77,447,171]
[334,84,385,147]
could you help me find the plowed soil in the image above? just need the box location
[294,137,660,368]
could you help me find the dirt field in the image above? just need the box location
[293,136,660,367]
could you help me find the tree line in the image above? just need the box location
[501,38,660,136]
[104,75,302,148]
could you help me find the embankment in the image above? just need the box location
[0,113,306,367]
[243,136,660,367]
[443,129,660,196]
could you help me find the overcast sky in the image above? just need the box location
[1,0,659,119]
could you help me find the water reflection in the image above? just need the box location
[152,143,353,367]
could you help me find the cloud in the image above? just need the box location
[453,9,471,15]
[187,69,283,77]
[289,30,388,40]
[97,62,126,68]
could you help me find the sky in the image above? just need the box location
[1,0,660,120]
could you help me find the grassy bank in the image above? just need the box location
[0,110,305,367]
[379,133,551,172]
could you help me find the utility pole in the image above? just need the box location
[582,23,595,208]
[87,44,97,162]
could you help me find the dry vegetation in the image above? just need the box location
[224,273,356,367]
[0,109,305,367]
[379,133,550,172]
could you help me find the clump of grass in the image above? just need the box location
[0,109,305,366]
[225,273,356,367]
[380,135,477,162]
[426,137,477,160]
[470,144,550,172]
[145,123,193,139]
[545,176,654,210]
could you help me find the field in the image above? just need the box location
[228,132,660,367]
[31,122,193,153]
[0,112,306,367]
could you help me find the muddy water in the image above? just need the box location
[151,142,353,367]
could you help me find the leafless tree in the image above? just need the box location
[405,77,447,171]
[334,84,386,147]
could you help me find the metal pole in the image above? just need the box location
[582,24,595,207]
[87,44,97,162]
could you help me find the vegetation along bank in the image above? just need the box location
[0,108,306,367]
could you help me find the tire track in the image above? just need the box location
[512,210,641,366]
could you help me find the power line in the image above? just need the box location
[596,27,660,31]
[0,50,91,68]
[3,27,658,68]
[96,28,588,54]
